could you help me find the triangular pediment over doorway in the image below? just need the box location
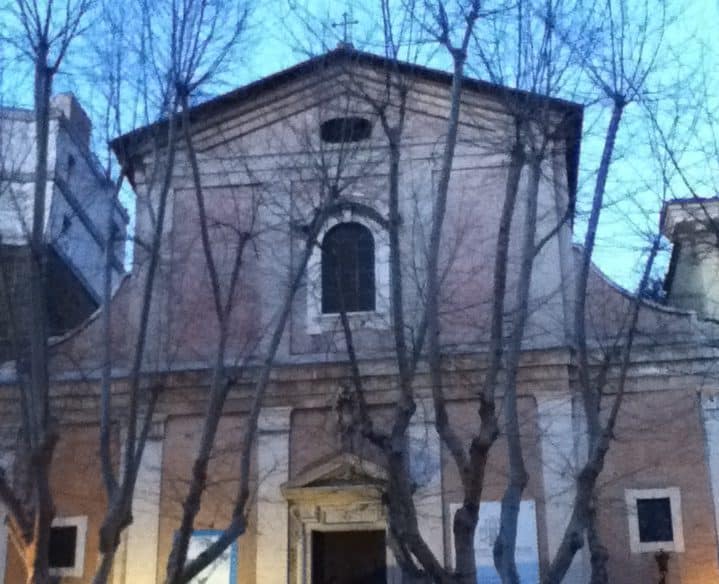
[281,452,387,501]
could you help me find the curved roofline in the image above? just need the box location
[48,271,132,350]
[0,272,133,375]
[574,244,706,319]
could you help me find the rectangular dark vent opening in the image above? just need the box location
[320,117,372,143]
[637,497,673,543]
[49,525,78,568]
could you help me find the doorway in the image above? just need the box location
[311,529,386,584]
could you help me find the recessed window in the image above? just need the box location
[49,525,77,568]
[49,516,87,578]
[320,117,372,143]
[625,488,684,553]
[637,497,673,543]
[307,211,391,335]
[321,222,375,313]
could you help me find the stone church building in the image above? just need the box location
[2,47,719,584]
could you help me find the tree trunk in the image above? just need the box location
[453,502,480,584]
[575,100,625,445]
[93,552,115,584]
[23,42,56,584]
[494,154,541,584]
[587,496,609,584]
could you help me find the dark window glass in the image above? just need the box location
[637,497,673,542]
[322,223,375,314]
[49,525,77,568]
[320,117,372,143]
[61,214,72,235]
[110,223,123,268]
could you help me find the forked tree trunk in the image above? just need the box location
[494,154,542,584]
[21,42,57,584]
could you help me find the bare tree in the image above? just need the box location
[542,1,673,581]
[466,2,585,580]
[84,2,370,582]
[0,0,699,582]
[85,0,263,581]
[0,1,94,582]
[1,0,260,581]
[286,1,686,583]
[285,1,577,582]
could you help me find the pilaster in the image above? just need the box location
[409,399,445,563]
[256,406,292,584]
[701,393,719,572]
[537,393,589,583]
[122,420,165,584]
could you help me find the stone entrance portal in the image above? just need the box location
[281,453,399,584]
[311,529,386,584]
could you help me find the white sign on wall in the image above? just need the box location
[187,530,237,584]
[451,500,539,583]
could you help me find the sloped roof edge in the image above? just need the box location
[110,45,583,159]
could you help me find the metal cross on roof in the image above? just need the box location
[332,11,358,45]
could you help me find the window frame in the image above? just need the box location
[625,488,684,553]
[306,210,389,335]
[48,515,87,578]
[186,529,238,583]
[319,117,373,143]
[321,222,376,314]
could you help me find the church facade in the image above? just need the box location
[1,47,719,584]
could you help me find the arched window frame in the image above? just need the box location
[321,222,376,314]
[307,207,390,334]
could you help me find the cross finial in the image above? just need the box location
[332,11,358,46]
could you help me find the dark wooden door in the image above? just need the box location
[311,530,386,584]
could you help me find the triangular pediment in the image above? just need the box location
[113,46,581,170]
[282,452,387,494]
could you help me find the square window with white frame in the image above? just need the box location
[48,515,87,578]
[625,488,684,553]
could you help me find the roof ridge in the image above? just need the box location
[112,46,582,155]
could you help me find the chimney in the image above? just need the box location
[51,93,92,149]
[662,198,719,320]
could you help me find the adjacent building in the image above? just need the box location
[0,94,127,360]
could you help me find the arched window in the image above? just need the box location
[321,222,375,313]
